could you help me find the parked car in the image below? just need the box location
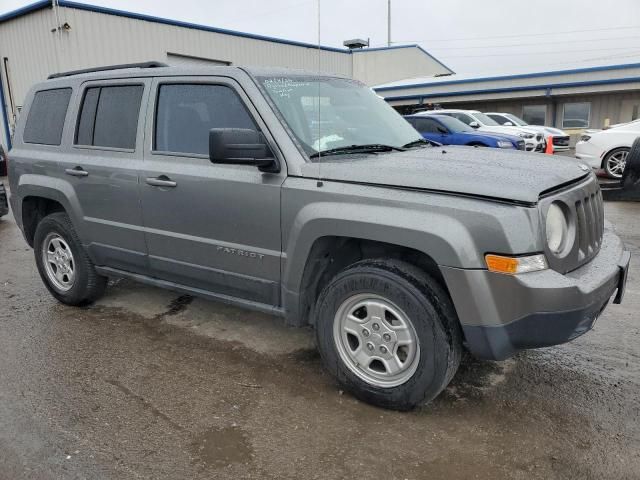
[8,63,629,410]
[0,182,8,218]
[418,109,544,152]
[405,114,525,150]
[485,112,571,152]
[575,119,640,178]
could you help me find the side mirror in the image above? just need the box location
[503,121,514,126]
[469,121,480,128]
[209,128,278,172]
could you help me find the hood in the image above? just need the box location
[300,146,590,204]
[519,125,567,136]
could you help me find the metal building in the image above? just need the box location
[375,63,640,145]
[0,0,453,150]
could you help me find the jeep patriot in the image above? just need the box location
[7,63,630,410]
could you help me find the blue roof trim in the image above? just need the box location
[375,62,640,92]
[352,44,454,74]
[382,76,640,102]
[0,0,50,23]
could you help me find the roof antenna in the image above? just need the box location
[316,0,323,187]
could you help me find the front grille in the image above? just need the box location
[553,136,570,146]
[540,176,604,274]
[574,189,604,262]
[516,140,525,150]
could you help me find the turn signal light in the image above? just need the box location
[485,254,548,275]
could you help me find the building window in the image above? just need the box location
[522,105,546,126]
[23,88,72,145]
[562,102,591,129]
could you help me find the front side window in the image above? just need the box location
[76,85,144,149]
[471,112,499,126]
[415,118,440,133]
[155,84,257,155]
[258,75,422,158]
[488,114,510,125]
[522,106,547,126]
[23,88,72,145]
[562,102,590,128]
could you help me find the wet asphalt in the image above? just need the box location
[0,196,639,480]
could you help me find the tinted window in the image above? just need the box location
[155,84,257,155]
[414,118,440,133]
[23,88,72,145]
[522,105,547,126]
[562,103,590,128]
[75,85,143,149]
[488,114,510,125]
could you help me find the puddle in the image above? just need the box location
[191,426,252,468]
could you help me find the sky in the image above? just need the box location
[2,0,640,75]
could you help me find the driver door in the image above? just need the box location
[140,77,285,307]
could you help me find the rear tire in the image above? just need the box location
[603,147,630,179]
[34,212,107,306]
[314,259,462,410]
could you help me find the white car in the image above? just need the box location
[575,120,640,178]
[418,109,544,152]
[485,112,571,152]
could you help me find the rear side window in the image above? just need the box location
[154,84,257,155]
[23,88,72,145]
[75,85,144,149]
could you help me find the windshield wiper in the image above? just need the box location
[309,144,405,158]
[403,138,439,148]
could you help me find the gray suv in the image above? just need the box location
[7,63,630,410]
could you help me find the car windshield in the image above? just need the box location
[257,75,423,159]
[505,113,528,126]
[431,115,474,133]
[472,112,500,126]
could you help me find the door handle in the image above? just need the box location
[146,175,177,188]
[65,167,89,177]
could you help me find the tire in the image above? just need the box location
[314,259,462,410]
[603,147,630,179]
[34,212,107,306]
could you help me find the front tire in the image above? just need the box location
[34,212,107,306]
[603,147,629,179]
[314,259,462,410]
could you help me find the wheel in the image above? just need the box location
[603,147,630,179]
[314,259,462,410]
[34,212,107,306]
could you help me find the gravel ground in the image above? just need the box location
[0,195,638,480]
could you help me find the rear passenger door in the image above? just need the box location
[64,78,150,274]
[140,77,284,307]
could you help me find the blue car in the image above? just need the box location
[405,114,525,150]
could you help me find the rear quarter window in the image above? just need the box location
[23,88,72,145]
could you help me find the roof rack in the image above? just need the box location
[47,61,168,80]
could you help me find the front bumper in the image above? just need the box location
[441,228,629,360]
[575,141,604,170]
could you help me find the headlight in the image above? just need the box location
[519,132,534,139]
[580,134,591,142]
[546,202,570,254]
[497,140,514,148]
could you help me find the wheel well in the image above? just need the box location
[298,237,449,326]
[22,196,66,247]
[468,142,487,147]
